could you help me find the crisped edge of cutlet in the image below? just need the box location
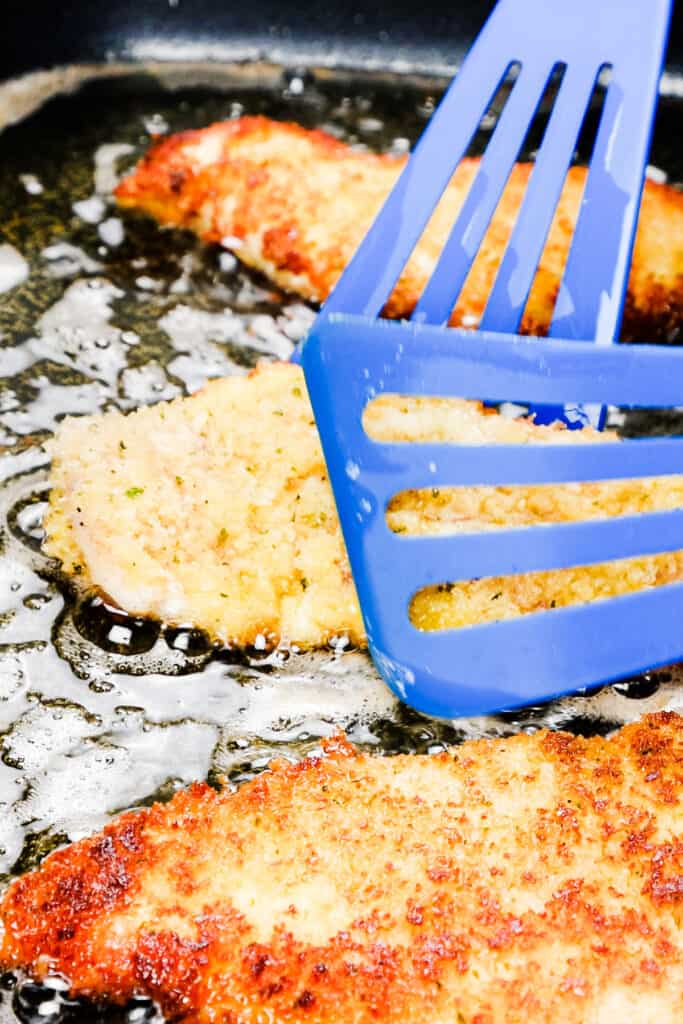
[114,117,683,340]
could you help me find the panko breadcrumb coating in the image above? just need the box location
[44,362,683,647]
[2,713,683,1024]
[115,116,683,340]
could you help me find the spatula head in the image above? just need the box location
[303,321,683,717]
[302,0,677,717]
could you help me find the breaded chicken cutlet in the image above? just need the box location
[115,116,683,340]
[44,362,683,648]
[2,713,682,1024]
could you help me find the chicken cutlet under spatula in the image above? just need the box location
[43,362,683,649]
[115,116,683,340]
[1,713,682,1024]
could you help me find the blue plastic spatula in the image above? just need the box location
[300,0,683,718]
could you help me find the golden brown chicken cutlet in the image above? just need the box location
[115,116,683,339]
[43,362,683,648]
[2,713,682,1023]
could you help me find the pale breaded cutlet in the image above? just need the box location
[43,362,683,648]
[115,116,683,340]
[1,713,682,1023]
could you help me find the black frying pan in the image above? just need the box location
[2,0,682,81]
[0,5,682,1023]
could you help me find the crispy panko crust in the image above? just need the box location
[2,713,683,1023]
[43,362,683,647]
[115,116,683,340]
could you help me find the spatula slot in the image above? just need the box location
[408,547,683,633]
[386,475,683,539]
[363,392,683,444]
[361,391,620,442]
[476,60,523,135]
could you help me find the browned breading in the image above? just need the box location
[115,116,683,340]
[2,713,683,1023]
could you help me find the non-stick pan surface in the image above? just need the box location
[0,5,682,1021]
